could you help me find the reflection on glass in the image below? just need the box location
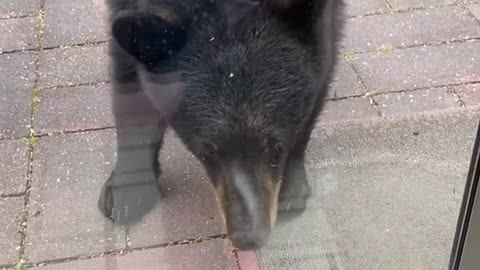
[0,0,479,269]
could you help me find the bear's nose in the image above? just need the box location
[229,227,270,250]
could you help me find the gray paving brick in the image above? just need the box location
[388,0,455,10]
[328,59,364,99]
[345,0,388,17]
[319,97,378,123]
[343,6,480,52]
[455,83,480,107]
[128,134,224,248]
[466,3,480,19]
[44,0,108,47]
[0,0,40,18]
[36,83,113,134]
[352,41,480,93]
[374,87,459,116]
[0,140,28,196]
[0,17,38,52]
[39,44,109,89]
[30,240,237,270]
[0,197,24,265]
[0,53,36,138]
[25,130,126,262]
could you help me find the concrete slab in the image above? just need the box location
[25,130,126,262]
[258,109,480,270]
[0,139,29,195]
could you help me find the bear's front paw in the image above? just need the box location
[278,179,311,221]
[98,170,161,225]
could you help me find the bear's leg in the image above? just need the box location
[278,98,327,219]
[98,42,165,225]
[278,133,312,220]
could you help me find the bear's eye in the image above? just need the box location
[264,136,283,154]
[202,143,218,159]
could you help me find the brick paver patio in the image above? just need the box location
[0,0,479,269]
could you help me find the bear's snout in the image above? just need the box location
[213,159,281,250]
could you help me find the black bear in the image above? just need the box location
[98,0,344,251]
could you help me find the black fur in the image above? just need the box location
[99,0,344,250]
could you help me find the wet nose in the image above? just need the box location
[229,227,270,250]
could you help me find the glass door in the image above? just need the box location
[451,120,480,270]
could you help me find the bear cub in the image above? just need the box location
[98,0,344,250]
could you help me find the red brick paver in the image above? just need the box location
[343,6,480,52]
[0,139,29,195]
[238,251,261,270]
[127,135,225,248]
[455,83,480,107]
[43,0,108,47]
[374,87,459,116]
[30,240,237,270]
[320,97,378,123]
[0,53,36,138]
[328,58,364,99]
[25,130,126,262]
[466,3,480,20]
[0,17,38,53]
[345,0,388,17]
[39,44,109,89]
[351,41,480,93]
[0,0,40,18]
[0,197,24,265]
[35,83,113,134]
[388,0,455,10]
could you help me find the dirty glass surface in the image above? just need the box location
[1,0,480,270]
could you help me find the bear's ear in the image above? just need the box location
[217,0,259,36]
[265,0,343,45]
[112,11,188,68]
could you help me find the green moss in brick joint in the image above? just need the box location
[376,44,395,54]
[8,260,27,270]
[344,50,358,62]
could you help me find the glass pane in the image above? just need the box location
[458,177,480,270]
[0,0,479,269]
[258,112,478,269]
[451,121,480,270]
